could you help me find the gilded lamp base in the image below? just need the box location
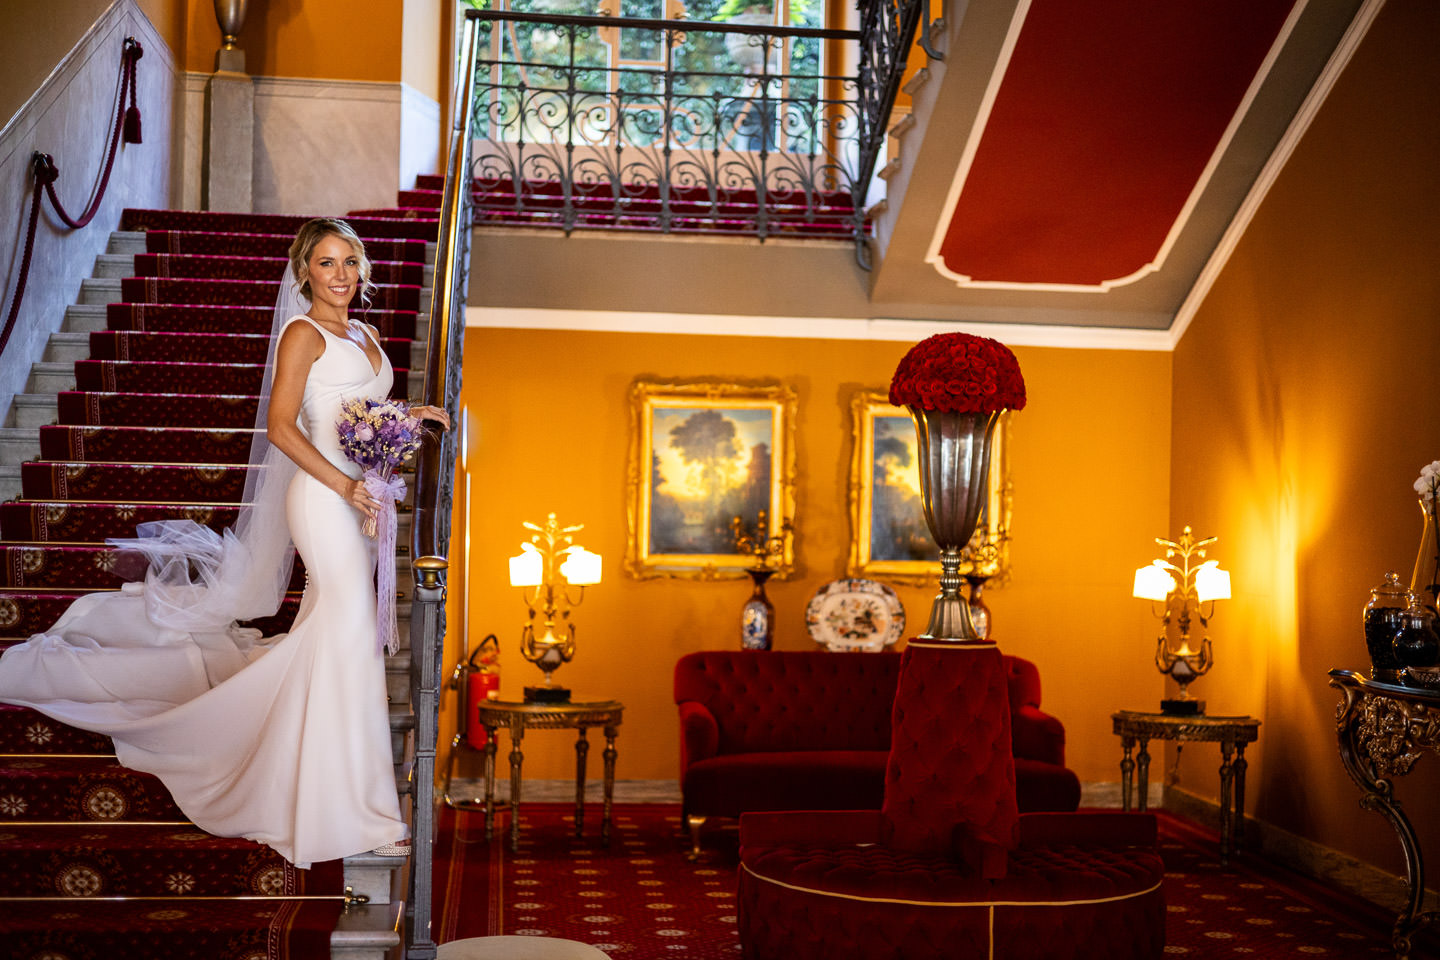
[525,684,571,703]
[1161,698,1205,716]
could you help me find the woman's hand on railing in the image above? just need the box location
[410,403,451,430]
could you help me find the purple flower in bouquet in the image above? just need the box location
[337,397,424,478]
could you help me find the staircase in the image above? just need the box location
[0,200,438,957]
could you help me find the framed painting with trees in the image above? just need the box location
[626,380,796,580]
[846,391,1012,586]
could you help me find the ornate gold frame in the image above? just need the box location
[626,379,797,580]
[846,390,1012,586]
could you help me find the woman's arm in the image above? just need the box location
[267,322,379,520]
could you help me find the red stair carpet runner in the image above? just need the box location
[347,174,864,238]
[434,804,1407,959]
[0,199,434,958]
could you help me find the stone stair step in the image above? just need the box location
[0,427,40,463]
[27,362,76,394]
[7,395,58,428]
[342,851,406,906]
[0,822,343,897]
[92,253,136,278]
[79,278,123,306]
[0,899,365,956]
[65,303,430,347]
[97,253,434,289]
[107,231,146,255]
[107,230,437,267]
[0,466,19,501]
[77,278,438,315]
[43,332,91,363]
[61,304,106,334]
[331,901,404,958]
[0,755,185,822]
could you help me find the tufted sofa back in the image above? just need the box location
[674,650,903,754]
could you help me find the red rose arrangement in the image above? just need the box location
[889,333,1026,413]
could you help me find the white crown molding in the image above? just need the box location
[1170,0,1387,348]
[466,305,1174,352]
[183,71,406,104]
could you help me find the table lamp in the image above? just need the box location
[1132,526,1231,715]
[508,513,601,702]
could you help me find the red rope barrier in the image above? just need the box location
[0,37,143,358]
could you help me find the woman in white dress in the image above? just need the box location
[0,218,448,866]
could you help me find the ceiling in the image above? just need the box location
[868,0,1371,332]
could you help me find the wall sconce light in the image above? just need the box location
[1132,525,1231,716]
[508,513,601,703]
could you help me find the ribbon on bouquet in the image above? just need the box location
[363,468,407,656]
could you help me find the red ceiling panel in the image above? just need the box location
[935,0,1297,288]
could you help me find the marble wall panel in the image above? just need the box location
[179,72,207,211]
[399,81,441,194]
[251,77,403,217]
[183,76,439,216]
[0,0,176,426]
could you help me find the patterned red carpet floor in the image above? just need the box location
[434,803,1417,959]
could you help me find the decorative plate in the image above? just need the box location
[804,578,905,652]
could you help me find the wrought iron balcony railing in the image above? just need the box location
[466,2,926,266]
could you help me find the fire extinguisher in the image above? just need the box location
[462,634,500,751]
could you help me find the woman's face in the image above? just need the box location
[306,234,361,312]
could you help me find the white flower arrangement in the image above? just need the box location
[1415,460,1440,501]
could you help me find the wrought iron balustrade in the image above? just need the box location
[469,9,879,254]
[466,0,927,266]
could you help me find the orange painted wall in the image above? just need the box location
[446,327,1171,783]
[1170,0,1440,875]
[0,0,123,123]
[182,0,403,81]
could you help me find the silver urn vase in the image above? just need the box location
[909,407,1001,642]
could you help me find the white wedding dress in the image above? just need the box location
[0,314,407,867]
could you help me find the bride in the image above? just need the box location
[0,217,448,867]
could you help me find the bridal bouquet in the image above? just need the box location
[337,397,425,656]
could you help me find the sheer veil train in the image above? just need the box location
[108,266,309,641]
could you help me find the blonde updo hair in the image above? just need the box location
[288,218,376,309]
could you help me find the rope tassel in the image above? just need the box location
[123,38,144,144]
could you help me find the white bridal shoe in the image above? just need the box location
[372,839,412,856]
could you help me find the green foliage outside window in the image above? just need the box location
[470,0,828,150]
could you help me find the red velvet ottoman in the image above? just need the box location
[736,642,1164,960]
[738,810,1165,960]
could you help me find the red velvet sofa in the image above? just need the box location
[674,649,1080,855]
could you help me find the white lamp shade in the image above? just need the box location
[1132,562,1175,601]
[508,546,543,587]
[1195,561,1232,602]
[560,547,602,586]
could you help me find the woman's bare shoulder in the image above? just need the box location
[277,315,325,359]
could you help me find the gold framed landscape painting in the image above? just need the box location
[847,390,1012,586]
[626,380,796,580]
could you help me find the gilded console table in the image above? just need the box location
[1329,669,1440,960]
[1111,710,1260,864]
[478,698,624,852]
